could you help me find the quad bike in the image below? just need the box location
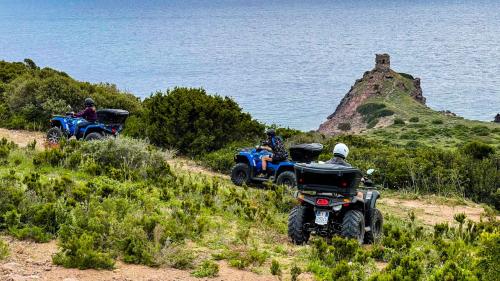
[288,163,383,244]
[231,143,323,188]
[46,109,129,144]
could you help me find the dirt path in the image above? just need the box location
[0,238,282,281]
[166,158,229,179]
[0,128,45,150]
[379,197,497,226]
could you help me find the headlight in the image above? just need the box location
[333,205,342,211]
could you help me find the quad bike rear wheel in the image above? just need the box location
[364,208,383,244]
[85,132,104,141]
[341,210,365,244]
[288,205,311,245]
[231,163,251,186]
[46,127,65,144]
[276,171,297,188]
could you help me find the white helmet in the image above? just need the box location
[333,143,349,159]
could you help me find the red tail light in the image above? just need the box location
[316,198,329,206]
[340,180,348,188]
[112,128,117,134]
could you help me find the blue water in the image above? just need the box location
[1,0,499,130]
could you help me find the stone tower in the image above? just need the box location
[375,54,390,71]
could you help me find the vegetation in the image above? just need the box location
[0,238,8,260]
[192,260,219,277]
[125,87,264,155]
[0,59,499,280]
[0,60,141,130]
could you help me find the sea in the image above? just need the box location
[1,0,499,130]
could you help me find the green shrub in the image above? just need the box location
[409,117,419,123]
[474,232,500,280]
[141,88,264,155]
[291,264,302,281]
[200,142,248,173]
[0,239,9,260]
[270,260,281,276]
[393,118,405,125]
[471,125,490,136]
[431,119,444,125]
[357,103,394,125]
[367,118,379,129]
[53,232,115,269]
[10,226,51,242]
[338,123,351,131]
[461,141,495,160]
[399,72,415,80]
[357,103,386,115]
[192,260,219,278]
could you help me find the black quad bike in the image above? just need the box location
[288,163,383,244]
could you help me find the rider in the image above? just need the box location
[326,143,351,166]
[74,98,97,140]
[259,129,288,177]
[327,143,365,199]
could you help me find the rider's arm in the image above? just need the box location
[260,145,273,152]
[74,108,87,118]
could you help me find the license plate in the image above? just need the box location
[315,211,329,225]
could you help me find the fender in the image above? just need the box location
[366,190,380,209]
[83,125,105,138]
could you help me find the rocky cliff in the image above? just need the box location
[318,54,426,134]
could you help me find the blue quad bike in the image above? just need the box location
[46,109,129,144]
[230,143,323,187]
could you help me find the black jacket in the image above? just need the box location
[325,157,351,167]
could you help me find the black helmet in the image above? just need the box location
[84,98,95,107]
[266,129,276,137]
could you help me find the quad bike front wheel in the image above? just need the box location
[364,208,383,244]
[341,210,365,244]
[276,171,297,188]
[46,127,65,144]
[85,132,104,141]
[231,163,251,186]
[288,205,311,245]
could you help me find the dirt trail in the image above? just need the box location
[0,128,45,150]
[379,197,497,226]
[0,237,282,281]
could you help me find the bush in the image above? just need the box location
[393,118,405,125]
[461,141,495,160]
[357,103,394,125]
[53,232,115,269]
[399,72,415,80]
[471,125,490,136]
[270,260,281,276]
[0,239,8,260]
[367,119,379,129]
[409,117,419,123]
[431,119,444,125]
[338,123,351,131]
[200,142,249,173]
[192,260,219,278]
[141,88,264,155]
[357,103,386,115]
